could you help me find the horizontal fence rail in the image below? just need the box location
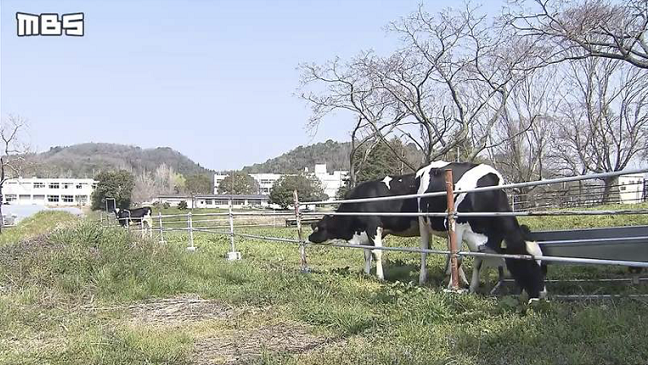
[301,167,648,206]
[301,209,648,218]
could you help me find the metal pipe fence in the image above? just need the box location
[101,166,648,299]
[300,167,648,206]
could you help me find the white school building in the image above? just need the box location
[2,178,97,207]
[213,164,348,200]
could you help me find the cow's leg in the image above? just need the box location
[461,229,489,293]
[418,216,430,285]
[364,248,372,275]
[490,265,506,295]
[372,227,385,280]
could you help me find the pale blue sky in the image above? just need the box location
[1,0,502,171]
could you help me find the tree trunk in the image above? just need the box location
[601,177,619,204]
[0,185,3,234]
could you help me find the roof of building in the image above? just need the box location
[157,194,268,200]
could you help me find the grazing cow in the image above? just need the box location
[416,161,546,299]
[308,174,420,280]
[114,207,153,230]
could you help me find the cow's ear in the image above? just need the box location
[310,222,317,230]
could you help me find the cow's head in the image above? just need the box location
[308,215,354,243]
[505,225,547,300]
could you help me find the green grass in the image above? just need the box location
[0,211,78,246]
[0,204,647,364]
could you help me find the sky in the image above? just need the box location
[1,0,503,171]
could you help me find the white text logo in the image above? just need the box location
[16,12,84,37]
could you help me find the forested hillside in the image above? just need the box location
[31,143,212,178]
[243,139,424,173]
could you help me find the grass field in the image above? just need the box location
[0,206,647,364]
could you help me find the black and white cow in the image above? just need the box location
[114,207,153,229]
[308,174,420,280]
[416,161,546,299]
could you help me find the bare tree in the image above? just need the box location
[505,0,648,69]
[300,55,413,177]
[131,163,181,204]
[551,56,648,202]
[0,115,30,232]
[487,66,563,207]
[300,4,539,166]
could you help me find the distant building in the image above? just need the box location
[156,194,269,209]
[214,173,282,196]
[618,173,645,204]
[2,178,96,206]
[213,164,348,200]
[312,164,348,200]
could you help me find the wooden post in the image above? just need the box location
[187,212,195,251]
[445,169,460,291]
[227,199,241,260]
[158,212,165,244]
[294,190,308,272]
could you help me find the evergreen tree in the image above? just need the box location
[218,172,259,195]
[269,173,326,208]
[91,170,135,210]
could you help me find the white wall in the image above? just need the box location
[3,178,96,206]
[619,174,645,204]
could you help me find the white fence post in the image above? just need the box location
[227,199,241,260]
[187,212,196,251]
[294,190,308,273]
[158,212,165,244]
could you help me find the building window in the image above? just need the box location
[62,183,72,189]
[62,195,74,203]
[232,199,246,206]
[75,195,88,205]
[19,182,32,187]
[621,186,627,191]
[19,195,31,201]
[215,199,230,205]
[5,194,17,202]
[48,195,60,202]
[34,182,45,189]
[205,199,213,205]
[49,183,60,189]
[33,195,45,201]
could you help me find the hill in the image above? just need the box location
[31,143,212,178]
[243,140,351,174]
[243,139,424,174]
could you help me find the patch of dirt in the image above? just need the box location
[86,294,344,364]
[97,294,343,364]
[191,322,341,365]
[126,294,235,325]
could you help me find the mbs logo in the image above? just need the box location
[16,12,84,37]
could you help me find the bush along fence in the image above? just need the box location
[101,167,648,299]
